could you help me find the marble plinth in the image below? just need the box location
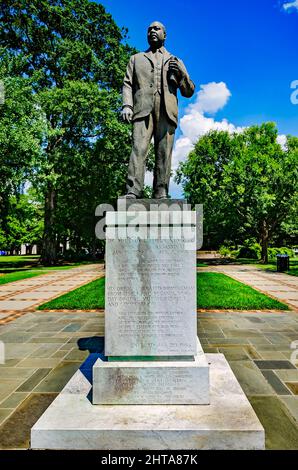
[93,342,209,405]
[117,198,190,211]
[105,210,197,357]
[31,354,265,450]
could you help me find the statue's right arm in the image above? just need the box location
[122,55,135,110]
[177,59,195,98]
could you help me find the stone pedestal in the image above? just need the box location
[93,341,209,405]
[31,199,265,449]
[31,354,265,450]
[100,199,208,405]
[104,201,197,357]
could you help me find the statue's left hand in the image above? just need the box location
[168,59,185,82]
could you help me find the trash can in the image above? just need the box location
[276,254,290,272]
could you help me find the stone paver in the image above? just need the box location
[281,397,298,423]
[0,264,103,323]
[8,292,60,300]
[0,262,297,448]
[249,396,298,449]
[0,301,39,311]
[201,309,298,449]
[0,309,296,449]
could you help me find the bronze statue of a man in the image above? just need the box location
[121,21,195,199]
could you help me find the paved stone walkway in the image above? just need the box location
[0,263,297,449]
[0,264,104,324]
[0,309,297,449]
[199,264,298,311]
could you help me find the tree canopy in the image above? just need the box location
[176,123,298,262]
[0,3,297,264]
[0,0,135,263]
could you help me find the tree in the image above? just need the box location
[0,0,134,264]
[0,191,43,254]
[0,53,46,241]
[176,123,298,263]
[176,130,244,248]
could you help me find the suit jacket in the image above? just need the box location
[122,47,195,127]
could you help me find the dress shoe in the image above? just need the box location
[153,191,168,199]
[119,193,137,199]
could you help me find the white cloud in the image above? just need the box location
[277,134,287,150]
[169,81,243,197]
[180,112,243,146]
[169,81,286,197]
[188,81,231,114]
[172,82,244,170]
[144,170,153,187]
[283,1,298,11]
[172,136,194,164]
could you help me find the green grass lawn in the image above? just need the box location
[38,277,105,310]
[232,258,298,277]
[0,255,97,271]
[0,255,103,287]
[0,255,39,263]
[38,273,288,311]
[197,272,288,310]
[0,255,39,269]
[0,270,49,286]
[253,259,298,277]
[0,254,104,286]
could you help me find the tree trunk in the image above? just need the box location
[91,241,96,260]
[56,237,61,257]
[74,234,81,254]
[41,185,57,266]
[62,237,68,255]
[261,220,269,264]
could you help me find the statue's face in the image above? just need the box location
[147,22,165,48]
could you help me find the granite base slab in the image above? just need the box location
[31,354,265,450]
[93,347,209,405]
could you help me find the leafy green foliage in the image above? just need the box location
[0,191,44,252]
[267,247,294,258]
[176,123,298,262]
[237,243,261,260]
[0,58,46,228]
[0,0,135,263]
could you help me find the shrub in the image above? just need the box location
[237,243,261,260]
[219,245,232,257]
[268,247,294,259]
[219,245,239,258]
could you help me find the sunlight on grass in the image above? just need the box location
[0,270,49,285]
[197,273,288,310]
[38,277,105,310]
[38,273,288,311]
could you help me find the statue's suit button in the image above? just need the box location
[150,84,153,87]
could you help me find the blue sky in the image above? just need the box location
[98,0,298,195]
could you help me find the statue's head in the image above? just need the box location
[147,21,166,48]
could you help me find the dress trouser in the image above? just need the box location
[126,93,176,197]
